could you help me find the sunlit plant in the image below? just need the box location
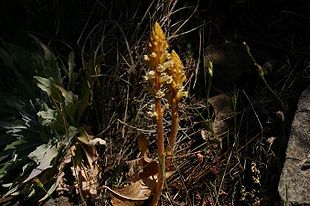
[143,22,188,206]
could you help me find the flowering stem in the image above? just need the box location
[144,22,187,205]
[151,73,165,206]
[167,96,179,165]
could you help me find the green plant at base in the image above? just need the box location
[0,37,103,203]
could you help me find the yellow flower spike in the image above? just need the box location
[169,50,186,91]
[150,22,168,51]
[146,22,169,69]
[144,22,169,206]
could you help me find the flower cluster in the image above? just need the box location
[143,22,187,104]
[167,50,188,101]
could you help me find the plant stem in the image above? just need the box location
[151,73,165,206]
[167,96,179,164]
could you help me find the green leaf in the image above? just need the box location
[34,76,54,96]
[2,139,28,151]
[27,187,36,198]
[34,76,78,108]
[54,85,77,105]
[23,143,59,183]
[0,161,11,179]
[37,109,57,127]
[39,182,57,202]
[61,126,79,145]
[4,184,19,197]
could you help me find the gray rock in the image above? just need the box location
[278,86,310,206]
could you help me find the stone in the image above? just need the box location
[278,86,310,206]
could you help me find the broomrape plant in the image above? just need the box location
[144,22,188,206]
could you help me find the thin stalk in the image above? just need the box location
[167,95,179,164]
[204,55,213,133]
[232,91,239,148]
[151,72,165,206]
[206,76,212,118]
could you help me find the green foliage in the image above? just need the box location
[0,37,92,202]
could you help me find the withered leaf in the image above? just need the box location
[207,93,234,141]
[109,134,174,205]
[110,180,153,206]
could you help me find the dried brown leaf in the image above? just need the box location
[56,145,75,195]
[208,93,234,140]
[137,135,148,157]
[56,130,104,199]
[109,134,175,205]
[110,156,175,205]
[139,160,158,180]
[109,177,155,205]
[127,157,158,182]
